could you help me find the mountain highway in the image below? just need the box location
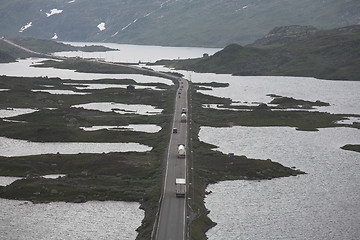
[154,78,189,240]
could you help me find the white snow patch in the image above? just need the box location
[46,9,63,17]
[19,22,32,33]
[97,22,106,31]
[68,0,76,3]
[51,33,58,40]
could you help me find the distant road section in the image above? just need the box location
[1,38,44,56]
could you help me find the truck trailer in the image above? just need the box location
[175,178,186,197]
[177,144,186,158]
[180,113,187,123]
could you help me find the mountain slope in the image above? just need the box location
[0,0,359,47]
[159,25,360,81]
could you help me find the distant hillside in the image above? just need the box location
[0,37,116,62]
[9,38,115,53]
[158,25,360,81]
[0,51,15,63]
[0,0,359,47]
[249,25,319,47]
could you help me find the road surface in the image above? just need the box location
[154,78,189,240]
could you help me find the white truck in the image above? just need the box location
[180,113,187,123]
[175,178,186,197]
[177,144,186,158]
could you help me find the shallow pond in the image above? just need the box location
[80,124,162,133]
[65,82,164,91]
[72,102,163,115]
[0,137,151,157]
[32,89,90,95]
[0,108,39,118]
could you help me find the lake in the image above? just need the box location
[200,126,360,240]
[179,72,360,115]
[55,42,221,63]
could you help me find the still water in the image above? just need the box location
[72,102,163,115]
[0,137,152,157]
[182,73,360,115]
[200,126,360,240]
[0,199,143,240]
[80,124,162,133]
[0,177,143,240]
[55,42,221,63]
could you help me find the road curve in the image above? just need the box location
[154,78,189,240]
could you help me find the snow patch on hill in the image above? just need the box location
[97,22,106,31]
[46,9,63,17]
[19,22,32,32]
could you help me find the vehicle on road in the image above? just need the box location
[177,144,186,158]
[181,113,187,123]
[173,128,178,133]
[175,178,186,197]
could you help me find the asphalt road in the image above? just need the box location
[155,78,189,240]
